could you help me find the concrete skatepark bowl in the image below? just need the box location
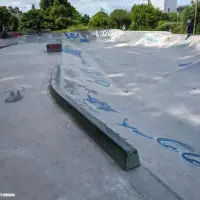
[0,30,200,200]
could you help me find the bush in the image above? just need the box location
[67,24,89,32]
[52,24,89,33]
[130,4,165,30]
[89,11,112,29]
[55,17,73,30]
[156,21,184,33]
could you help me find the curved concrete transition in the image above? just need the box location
[52,29,200,200]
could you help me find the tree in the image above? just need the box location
[32,4,35,9]
[180,5,196,25]
[167,12,178,22]
[55,17,72,29]
[19,9,44,30]
[180,3,200,33]
[40,0,54,10]
[110,9,131,29]
[0,6,19,31]
[8,6,14,13]
[80,14,90,25]
[0,6,11,28]
[8,15,19,31]
[89,11,112,28]
[130,3,164,30]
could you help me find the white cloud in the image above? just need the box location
[0,0,191,15]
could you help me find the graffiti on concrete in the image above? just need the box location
[139,34,161,44]
[78,68,103,77]
[64,68,79,79]
[64,79,79,95]
[80,31,90,38]
[88,79,110,87]
[4,88,24,103]
[64,79,98,96]
[62,46,91,68]
[74,98,99,114]
[92,30,111,37]
[81,57,90,68]
[63,30,111,40]
[83,87,98,95]
[178,62,192,67]
[84,95,117,112]
[118,118,200,167]
[80,38,89,43]
[156,138,194,152]
[64,32,79,40]
[181,152,200,167]
[118,119,154,139]
[62,47,81,57]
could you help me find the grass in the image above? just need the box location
[52,25,90,33]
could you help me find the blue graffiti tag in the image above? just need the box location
[117,118,199,167]
[64,32,79,39]
[87,80,110,87]
[80,38,89,43]
[156,138,195,152]
[78,68,103,77]
[181,152,200,167]
[178,63,192,67]
[84,95,117,112]
[74,98,99,114]
[62,47,81,57]
[118,119,154,139]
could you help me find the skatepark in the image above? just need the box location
[0,30,200,200]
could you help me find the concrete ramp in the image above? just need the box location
[50,29,200,200]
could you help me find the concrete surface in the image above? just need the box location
[50,63,141,171]
[0,35,146,200]
[59,30,200,200]
[73,31,200,200]
[1,34,181,200]
[1,30,200,200]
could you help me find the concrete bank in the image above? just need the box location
[50,64,140,171]
[56,30,200,200]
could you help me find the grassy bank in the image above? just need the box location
[52,25,90,33]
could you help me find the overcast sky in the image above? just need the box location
[0,0,191,16]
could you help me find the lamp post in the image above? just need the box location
[193,0,198,34]
[177,12,179,23]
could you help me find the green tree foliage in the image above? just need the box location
[180,3,200,33]
[167,12,178,22]
[55,17,73,30]
[0,6,19,31]
[40,0,54,10]
[39,0,81,30]
[80,14,90,25]
[130,3,164,30]
[19,9,44,30]
[9,15,19,31]
[89,11,112,28]
[110,9,131,29]
[0,6,12,28]
[49,0,70,19]
[180,5,195,24]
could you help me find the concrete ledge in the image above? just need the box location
[50,66,140,171]
[0,43,18,49]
